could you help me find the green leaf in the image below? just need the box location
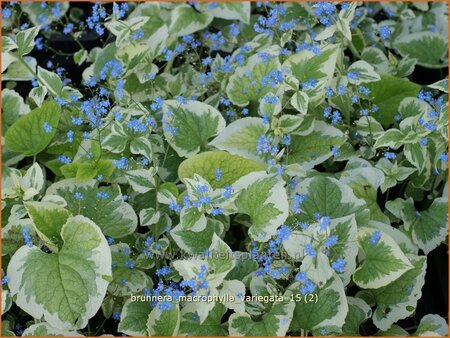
[373,129,405,149]
[15,26,40,56]
[209,117,269,163]
[342,297,372,336]
[284,44,339,103]
[178,151,264,189]
[226,52,281,106]
[7,215,111,330]
[288,121,346,169]
[171,219,222,254]
[108,244,152,297]
[234,172,289,242]
[365,75,421,125]
[361,47,389,74]
[125,168,156,194]
[180,207,207,232]
[289,275,348,333]
[2,88,30,134]
[290,91,309,115]
[147,303,180,336]
[402,197,448,254]
[24,201,71,251]
[404,143,427,174]
[2,55,37,81]
[394,32,448,68]
[428,78,449,93]
[207,234,236,285]
[163,100,225,157]
[5,101,61,156]
[415,314,449,336]
[22,323,83,336]
[118,299,153,336]
[38,66,63,96]
[347,60,381,84]
[197,2,250,23]
[101,121,128,153]
[353,227,413,289]
[339,165,389,224]
[293,176,368,226]
[375,324,409,336]
[229,296,295,336]
[226,251,259,282]
[169,4,213,37]
[46,179,138,238]
[179,302,227,336]
[371,255,427,330]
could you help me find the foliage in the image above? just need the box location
[1,1,448,337]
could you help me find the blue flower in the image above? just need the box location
[384,152,396,160]
[295,271,307,282]
[276,225,291,242]
[66,130,74,143]
[1,275,9,285]
[156,265,171,276]
[379,26,391,40]
[346,71,360,81]
[131,29,144,41]
[331,146,340,157]
[63,23,74,35]
[112,157,130,170]
[370,230,381,245]
[305,244,316,257]
[22,228,33,247]
[124,260,135,269]
[223,185,233,199]
[324,235,338,248]
[331,258,346,273]
[439,153,448,162]
[112,312,121,321]
[214,168,222,181]
[169,201,182,213]
[58,155,72,164]
[43,122,53,133]
[318,216,331,230]
[96,191,109,199]
[2,7,12,19]
[211,207,223,216]
[74,192,83,200]
[300,278,317,294]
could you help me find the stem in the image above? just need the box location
[348,40,361,59]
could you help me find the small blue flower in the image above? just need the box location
[324,235,338,248]
[112,157,130,170]
[2,7,12,19]
[96,191,109,199]
[370,230,381,245]
[58,155,72,164]
[214,168,222,181]
[295,271,307,282]
[112,311,121,321]
[63,23,74,35]
[1,275,9,285]
[131,29,144,41]
[276,225,291,242]
[384,152,396,160]
[331,258,346,273]
[305,244,316,257]
[66,130,74,143]
[22,228,33,247]
[74,192,83,200]
[379,25,391,40]
[43,122,53,133]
